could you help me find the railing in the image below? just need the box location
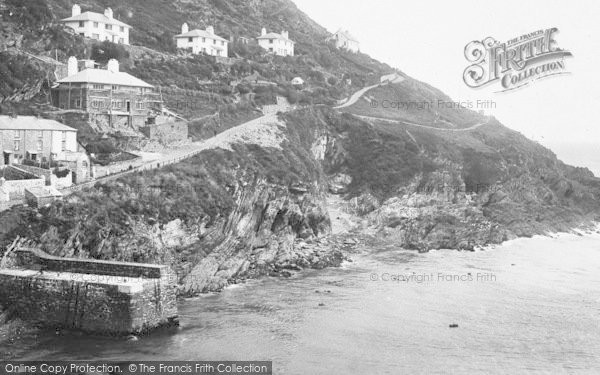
[60,145,207,196]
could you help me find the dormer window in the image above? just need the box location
[106,24,112,30]
[79,21,85,27]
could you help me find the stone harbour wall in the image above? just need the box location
[0,249,179,335]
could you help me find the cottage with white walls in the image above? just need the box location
[61,5,131,45]
[330,29,360,53]
[174,23,229,57]
[257,28,295,57]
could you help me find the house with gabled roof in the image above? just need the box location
[51,57,161,130]
[174,23,229,57]
[61,4,131,45]
[330,29,359,53]
[0,115,79,166]
[257,28,295,57]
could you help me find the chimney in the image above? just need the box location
[104,7,113,19]
[72,4,81,17]
[282,30,288,39]
[67,56,78,77]
[206,26,214,35]
[181,23,189,34]
[261,27,266,36]
[107,59,119,73]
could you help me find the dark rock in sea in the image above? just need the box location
[318,303,325,306]
[449,324,459,328]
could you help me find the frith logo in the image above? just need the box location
[463,28,573,92]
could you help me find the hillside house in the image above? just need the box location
[175,24,229,57]
[257,28,295,57]
[330,29,359,53]
[61,5,131,45]
[292,77,304,86]
[51,57,161,130]
[0,116,80,166]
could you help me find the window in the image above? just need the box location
[188,37,193,42]
[213,39,216,45]
[75,99,81,108]
[120,26,125,32]
[118,38,124,44]
[78,21,85,27]
[38,131,43,138]
[221,41,224,46]
[93,22,98,28]
[14,130,19,139]
[269,39,273,44]
[62,131,67,140]
[61,140,67,151]
[105,24,112,30]
[202,38,206,43]
[93,84,104,89]
[14,140,19,151]
[37,140,43,152]
[92,33,100,40]
[112,85,119,90]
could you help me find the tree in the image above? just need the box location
[91,41,130,64]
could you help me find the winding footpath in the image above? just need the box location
[334,74,491,132]
[353,115,490,132]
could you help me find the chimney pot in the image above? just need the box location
[104,7,113,19]
[206,26,214,35]
[107,59,119,73]
[181,23,189,34]
[261,27,266,36]
[72,4,81,17]
[67,56,78,77]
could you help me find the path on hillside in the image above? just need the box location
[333,82,383,109]
[334,74,491,132]
[60,101,291,197]
[334,74,405,109]
[354,115,490,132]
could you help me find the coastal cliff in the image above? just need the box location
[2,105,600,296]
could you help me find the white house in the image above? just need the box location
[61,5,131,45]
[257,28,294,57]
[0,116,80,165]
[331,29,359,53]
[174,23,228,57]
[291,77,304,86]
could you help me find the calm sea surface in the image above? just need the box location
[6,231,600,374]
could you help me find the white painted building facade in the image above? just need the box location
[174,24,228,57]
[331,29,359,53]
[61,5,131,45]
[257,28,295,57]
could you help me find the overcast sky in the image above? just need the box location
[295,0,600,169]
